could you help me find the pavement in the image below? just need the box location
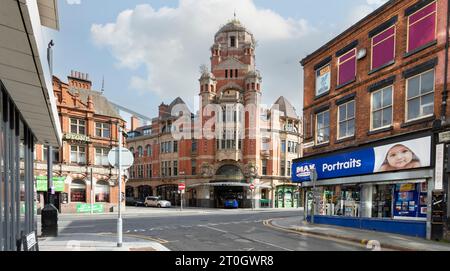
[267,216,450,251]
[38,233,170,251]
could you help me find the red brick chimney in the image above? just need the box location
[68,70,92,90]
[130,115,140,131]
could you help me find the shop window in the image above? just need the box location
[407,1,437,53]
[95,181,110,203]
[313,185,360,217]
[371,26,395,70]
[70,180,86,202]
[372,185,393,218]
[315,64,331,96]
[338,100,355,139]
[406,69,434,121]
[337,49,356,86]
[315,110,330,144]
[371,86,393,130]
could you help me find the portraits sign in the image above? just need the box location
[292,136,431,182]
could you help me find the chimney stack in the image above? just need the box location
[68,70,92,90]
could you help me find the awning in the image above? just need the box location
[188,182,273,189]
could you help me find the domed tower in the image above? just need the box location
[198,17,263,173]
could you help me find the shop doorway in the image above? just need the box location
[213,185,245,208]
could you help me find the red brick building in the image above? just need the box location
[295,0,449,240]
[34,71,126,213]
[126,19,302,209]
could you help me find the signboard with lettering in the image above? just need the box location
[63,133,91,143]
[292,136,431,182]
[36,176,66,192]
[76,203,104,213]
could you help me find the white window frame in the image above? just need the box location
[95,122,111,138]
[337,100,356,140]
[70,118,86,135]
[406,1,437,53]
[405,69,435,122]
[95,148,110,166]
[315,110,330,145]
[370,86,394,131]
[70,145,86,165]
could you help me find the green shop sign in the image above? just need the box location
[76,204,104,213]
[36,176,66,192]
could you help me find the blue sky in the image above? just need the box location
[48,0,387,118]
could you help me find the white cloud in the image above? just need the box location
[347,0,388,26]
[66,0,81,5]
[91,0,320,114]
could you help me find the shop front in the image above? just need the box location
[293,134,434,238]
[275,185,301,208]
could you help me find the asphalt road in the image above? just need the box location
[47,209,368,251]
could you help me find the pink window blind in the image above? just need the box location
[338,49,356,86]
[408,2,436,52]
[372,26,395,70]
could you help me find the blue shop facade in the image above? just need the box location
[292,133,435,239]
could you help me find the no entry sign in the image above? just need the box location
[178,183,186,191]
[249,184,255,190]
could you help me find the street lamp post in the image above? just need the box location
[117,127,123,247]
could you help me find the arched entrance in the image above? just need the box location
[156,184,178,205]
[138,185,152,200]
[212,165,247,208]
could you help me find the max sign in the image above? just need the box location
[292,136,431,182]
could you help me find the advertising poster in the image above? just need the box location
[316,65,331,96]
[293,136,431,182]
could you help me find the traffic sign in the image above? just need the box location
[108,147,134,169]
[178,183,186,191]
[249,184,255,191]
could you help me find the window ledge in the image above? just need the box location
[368,60,395,75]
[335,136,355,144]
[314,91,330,100]
[313,142,330,149]
[404,40,437,59]
[336,79,356,90]
[367,126,393,136]
[401,115,436,128]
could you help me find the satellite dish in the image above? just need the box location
[357,48,367,60]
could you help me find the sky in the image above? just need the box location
[47,0,388,118]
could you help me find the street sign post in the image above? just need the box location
[107,129,133,248]
[310,168,317,224]
[178,182,185,211]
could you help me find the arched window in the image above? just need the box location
[129,147,135,157]
[138,146,143,157]
[95,181,110,203]
[70,180,86,202]
[146,145,152,157]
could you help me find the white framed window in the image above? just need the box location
[95,122,110,138]
[337,100,355,139]
[406,69,435,122]
[315,64,331,96]
[371,86,393,130]
[70,145,86,165]
[315,110,330,145]
[70,118,86,135]
[95,148,110,166]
